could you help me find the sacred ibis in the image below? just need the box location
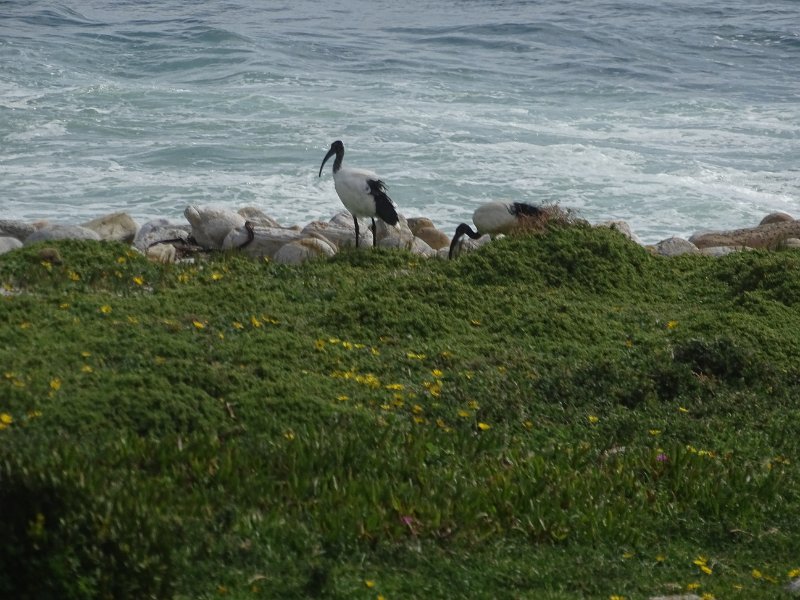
[449,201,543,259]
[318,140,399,248]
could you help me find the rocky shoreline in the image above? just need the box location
[1,204,799,264]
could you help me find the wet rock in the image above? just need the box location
[0,219,38,242]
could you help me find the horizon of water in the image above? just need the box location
[1,0,799,244]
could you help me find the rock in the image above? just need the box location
[699,246,748,257]
[0,237,23,255]
[406,217,435,236]
[301,220,371,249]
[146,243,177,264]
[326,211,375,247]
[759,212,794,226]
[133,219,191,253]
[273,238,337,265]
[782,238,800,250]
[414,225,451,250]
[689,220,800,250]
[0,219,37,242]
[329,211,357,229]
[222,225,306,259]
[184,205,246,250]
[82,212,138,243]
[652,237,700,257]
[378,233,436,257]
[375,213,414,247]
[237,207,282,229]
[448,232,493,258]
[596,220,642,244]
[24,224,102,246]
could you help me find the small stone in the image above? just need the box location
[133,219,191,253]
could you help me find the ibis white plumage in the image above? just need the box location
[449,201,543,259]
[318,140,399,248]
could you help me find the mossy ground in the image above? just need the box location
[2,225,800,599]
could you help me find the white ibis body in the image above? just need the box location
[318,140,399,248]
[449,201,543,259]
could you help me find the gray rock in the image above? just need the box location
[378,233,436,257]
[414,225,451,250]
[146,243,177,264]
[273,238,337,265]
[24,224,102,246]
[698,245,748,257]
[596,220,642,244]
[0,236,23,255]
[652,237,700,257]
[0,219,38,242]
[82,212,139,243]
[375,213,414,247]
[302,220,372,248]
[133,219,191,253]
[222,225,306,259]
[237,207,282,229]
[184,205,246,250]
[787,577,800,594]
[782,238,800,249]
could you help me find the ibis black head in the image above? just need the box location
[448,223,482,259]
[319,140,344,177]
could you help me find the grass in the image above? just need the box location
[1,224,800,599]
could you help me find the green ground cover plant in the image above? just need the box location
[1,225,799,599]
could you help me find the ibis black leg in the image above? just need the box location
[371,218,377,247]
[353,215,360,248]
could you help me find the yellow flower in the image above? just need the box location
[100,305,112,314]
[752,569,763,579]
[59,303,70,309]
[470,319,481,326]
[81,365,93,373]
[284,430,295,441]
[701,594,715,600]
[370,347,380,356]
[457,410,470,418]
[19,321,31,329]
[686,582,700,590]
[50,378,62,391]
[649,429,662,436]
[81,351,91,358]
[68,271,80,281]
[211,272,223,281]
[116,256,126,264]
[364,580,375,588]
[413,416,425,424]
[412,404,423,414]
[250,316,262,328]
[588,415,599,424]
[467,400,480,410]
[609,596,625,600]
[342,341,353,350]
[193,320,205,329]
[385,383,404,391]
[789,568,800,578]
[477,422,491,431]
[622,551,634,559]
[666,320,678,329]
[41,260,52,271]
[700,565,712,575]
[233,321,244,330]
[0,413,13,425]
[177,272,191,283]
[656,554,666,563]
[431,369,443,378]
[678,406,689,413]
[406,352,426,360]
[523,420,533,430]
[336,395,349,402]
[132,276,144,286]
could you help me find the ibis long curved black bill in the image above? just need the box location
[318,147,336,177]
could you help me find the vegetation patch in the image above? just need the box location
[2,228,800,598]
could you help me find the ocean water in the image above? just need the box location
[1,0,798,244]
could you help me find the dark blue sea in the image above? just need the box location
[1,0,798,243]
